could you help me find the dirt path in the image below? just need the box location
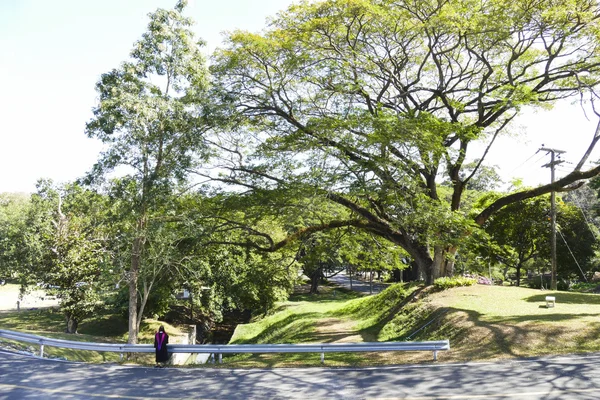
[313,318,363,343]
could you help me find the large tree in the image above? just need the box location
[17,181,109,333]
[208,0,600,284]
[483,196,550,286]
[0,192,30,280]
[85,1,209,343]
[483,192,597,284]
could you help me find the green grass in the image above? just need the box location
[231,286,363,344]
[429,285,600,360]
[0,283,186,364]
[223,283,600,367]
[4,282,600,368]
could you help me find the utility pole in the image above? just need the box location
[540,147,565,291]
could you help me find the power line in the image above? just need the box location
[540,146,565,291]
[557,229,588,282]
[506,150,544,175]
[567,192,600,241]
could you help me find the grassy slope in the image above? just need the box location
[430,285,600,361]
[3,282,600,367]
[0,285,186,363]
[227,283,600,367]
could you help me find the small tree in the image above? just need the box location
[22,182,108,333]
[0,192,30,280]
[85,1,209,343]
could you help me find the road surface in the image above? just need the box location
[1,350,599,399]
[329,270,388,295]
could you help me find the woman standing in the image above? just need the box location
[154,325,169,368]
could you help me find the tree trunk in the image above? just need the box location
[516,263,522,287]
[431,246,444,284]
[128,243,140,345]
[442,247,457,277]
[136,279,153,336]
[395,239,434,284]
[65,315,78,334]
[128,216,146,345]
[309,267,321,294]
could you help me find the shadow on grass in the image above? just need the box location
[288,287,363,303]
[486,312,600,324]
[79,313,128,338]
[524,292,600,305]
[0,308,128,338]
[428,307,600,360]
[359,290,425,341]
[0,308,64,333]
[231,312,323,344]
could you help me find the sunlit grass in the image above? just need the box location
[225,283,600,367]
[0,307,184,364]
[4,282,600,367]
[231,286,362,344]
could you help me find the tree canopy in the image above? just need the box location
[85,0,209,343]
[208,0,600,284]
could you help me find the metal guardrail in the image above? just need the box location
[0,329,450,363]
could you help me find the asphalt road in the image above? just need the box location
[328,270,388,295]
[1,350,600,399]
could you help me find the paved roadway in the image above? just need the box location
[1,350,600,399]
[328,270,387,295]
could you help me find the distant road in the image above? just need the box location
[329,269,387,295]
[2,350,600,399]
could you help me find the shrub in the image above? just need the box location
[433,276,477,290]
[570,282,598,292]
[463,273,492,285]
[526,275,571,290]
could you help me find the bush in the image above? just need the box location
[463,273,492,285]
[570,282,598,292]
[433,276,477,290]
[527,276,573,291]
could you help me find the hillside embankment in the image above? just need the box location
[226,283,600,367]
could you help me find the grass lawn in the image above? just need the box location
[224,283,600,367]
[0,284,187,364]
[3,282,600,368]
[430,285,600,361]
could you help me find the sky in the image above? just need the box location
[1,0,599,194]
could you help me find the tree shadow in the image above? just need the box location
[486,312,600,324]
[347,286,429,342]
[418,307,600,360]
[524,292,600,305]
[230,312,323,344]
[288,287,363,303]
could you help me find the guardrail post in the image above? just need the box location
[39,344,44,358]
[433,350,437,361]
[321,352,324,364]
[218,353,222,364]
[211,353,215,364]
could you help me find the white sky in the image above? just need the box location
[1,0,599,193]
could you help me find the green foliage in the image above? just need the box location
[570,281,598,292]
[209,0,600,284]
[84,1,210,343]
[0,192,30,279]
[433,276,477,290]
[481,193,597,285]
[17,181,111,333]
